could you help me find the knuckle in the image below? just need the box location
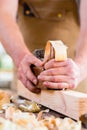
[44,62,49,69]
[52,62,57,68]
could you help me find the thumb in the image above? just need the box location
[27,53,43,67]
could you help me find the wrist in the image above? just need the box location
[75,58,87,83]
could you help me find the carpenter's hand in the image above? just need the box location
[18,53,43,93]
[38,58,80,89]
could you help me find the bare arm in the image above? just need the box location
[38,0,87,89]
[75,0,87,82]
[0,0,29,67]
[0,0,42,93]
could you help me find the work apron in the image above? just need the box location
[17,0,87,93]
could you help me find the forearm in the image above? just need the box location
[75,31,87,81]
[0,12,30,67]
[74,0,87,82]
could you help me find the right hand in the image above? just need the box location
[38,58,80,90]
[17,53,43,93]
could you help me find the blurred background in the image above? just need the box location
[0,0,87,93]
[0,43,14,89]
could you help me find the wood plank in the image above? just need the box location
[17,80,87,120]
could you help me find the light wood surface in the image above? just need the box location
[17,80,87,120]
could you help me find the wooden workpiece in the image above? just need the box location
[17,40,87,121]
[17,80,87,121]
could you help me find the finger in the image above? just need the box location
[38,75,76,89]
[19,61,29,75]
[38,75,70,82]
[44,59,67,69]
[17,68,27,84]
[18,73,26,85]
[38,75,76,87]
[26,68,38,85]
[39,67,68,76]
[24,54,43,67]
[18,66,37,86]
[18,69,41,93]
[43,82,69,89]
[25,80,41,94]
[19,54,42,73]
[18,61,39,85]
[44,58,74,70]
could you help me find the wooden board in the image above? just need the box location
[17,80,87,120]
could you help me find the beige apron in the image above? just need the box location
[17,0,87,93]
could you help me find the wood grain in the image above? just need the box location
[17,80,87,120]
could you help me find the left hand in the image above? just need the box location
[38,58,80,89]
[17,53,43,93]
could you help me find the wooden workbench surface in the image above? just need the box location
[17,81,87,121]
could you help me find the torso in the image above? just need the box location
[18,0,79,59]
[17,0,87,93]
